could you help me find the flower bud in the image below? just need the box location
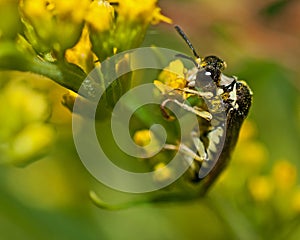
[20,0,89,55]
[0,0,22,40]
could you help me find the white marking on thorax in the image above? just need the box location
[220,73,238,108]
[220,73,235,86]
[229,82,237,106]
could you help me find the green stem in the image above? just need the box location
[89,187,203,211]
[0,41,86,93]
[31,58,87,93]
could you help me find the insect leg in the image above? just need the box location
[160,98,212,121]
[175,88,213,98]
[164,143,204,162]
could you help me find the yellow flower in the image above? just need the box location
[248,176,274,202]
[21,0,89,22]
[133,129,161,157]
[10,123,55,167]
[153,162,172,183]
[115,0,171,25]
[20,0,52,20]
[20,0,89,53]
[65,26,94,72]
[85,0,114,32]
[291,188,300,213]
[272,160,297,191]
[233,120,268,168]
[158,60,186,88]
[151,7,173,25]
[0,0,22,40]
[52,0,90,23]
[236,141,268,167]
[238,120,257,141]
[86,0,172,60]
[154,60,189,99]
[86,0,116,59]
[155,59,186,88]
[1,80,50,123]
[133,129,153,147]
[0,79,54,166]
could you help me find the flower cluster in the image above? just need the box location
[0,77,55,167]
[19,0,90,57]
[154,60,186,92]
[1,0,171,88]
[19,0,171,66]
[215,119,300,233]
[0,0,171,167]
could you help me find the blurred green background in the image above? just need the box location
[1,0,300,239]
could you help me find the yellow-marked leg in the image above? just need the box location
[164,143,204,162]
[175,88,213,99]
[161,98,212,121]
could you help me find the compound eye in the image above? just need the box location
[195,69,215,90]
[218,61,226,71]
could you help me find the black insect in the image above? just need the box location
[161,26,253,192]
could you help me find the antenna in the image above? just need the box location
[174,25,200,59]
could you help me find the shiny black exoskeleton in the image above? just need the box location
[200,55,226,85]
